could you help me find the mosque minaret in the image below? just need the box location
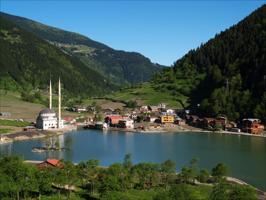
[36,78,63,130]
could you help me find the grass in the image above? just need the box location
[0,128,13,134]
[106,82,188,108]
[189,185,213,200]
[0,119,30,127]
[101,185,212,200]
[101,189,162,200]
[0,91,81,121]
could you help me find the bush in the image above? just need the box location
[198,169,210,183]
[211,163,228,180]
[126,100,138,108]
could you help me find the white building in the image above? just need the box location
[36,108,57,130]
[36,78,64,130]
[166,109,175,115]
[119,119,134,129]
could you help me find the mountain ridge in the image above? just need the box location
[0,12,164,85]
[0,15,116,97]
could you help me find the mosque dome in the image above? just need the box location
[39,108,56,115]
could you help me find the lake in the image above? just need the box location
[0,130,265,191]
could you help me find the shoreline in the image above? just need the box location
[0,125,77,144]
[106,126,266,138]
[1,124,265,144]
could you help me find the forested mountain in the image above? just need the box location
[1,12,164,85]
[152,5,266,122]
[0,16,116,96]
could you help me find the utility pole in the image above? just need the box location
[225,78,229,93]
[263,75,266,90]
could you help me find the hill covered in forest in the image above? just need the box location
[109,5,266,122]
[0,15,116,97]
[151,4,266,122]
[0,12,164,86]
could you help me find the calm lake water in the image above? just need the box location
[0,130,266,190]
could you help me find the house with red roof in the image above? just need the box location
[37,159,63,169]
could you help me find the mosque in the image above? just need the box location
[36,78,64,130]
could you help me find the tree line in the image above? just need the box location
[0,155,258,200]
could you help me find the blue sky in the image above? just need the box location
[1,1,265,66]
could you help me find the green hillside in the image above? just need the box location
[107,82,188,108]
[0,16,116,97]
[150,5,266,122]
[1,12,164,85]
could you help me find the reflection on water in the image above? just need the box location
[0,130,265,190]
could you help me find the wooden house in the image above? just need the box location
[37,159,63,169]
[242,118,264,134]
[105,115,123,125]
[161,115,175,123]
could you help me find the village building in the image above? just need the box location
[148,105,159,112]
[0,112,11,117]
[63,117,76,124]
[149,116,159,123]
[37,159,63,169]
[130,111,138,120]
[215,117,227,127]
[158,103,166,110]
[73,106,87,113]
[118,119,134,129]
[186,115,200,125]
[166,109,175,115]
[140,105,149,113]
[102,108,114,115]
[105,115,124,125]
[161,115,175,123]
[203,118,216,127]
[242,118,264,134]
[175,117,186,125]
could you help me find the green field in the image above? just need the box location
[0,119,30,127]
[106,83,188,108]
[101,185,212,200]
[0,91,81,121]
[0,128,13,134]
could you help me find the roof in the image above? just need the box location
[149,106,159,109]
[106,115,123,119]
[204,117,215,121]
[46,159,60,166]
[243,118,260,122]
[39,108,56,115]
[37,158,63,169]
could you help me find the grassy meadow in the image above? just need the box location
[0,91,80,122]
[106,83,188,108]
